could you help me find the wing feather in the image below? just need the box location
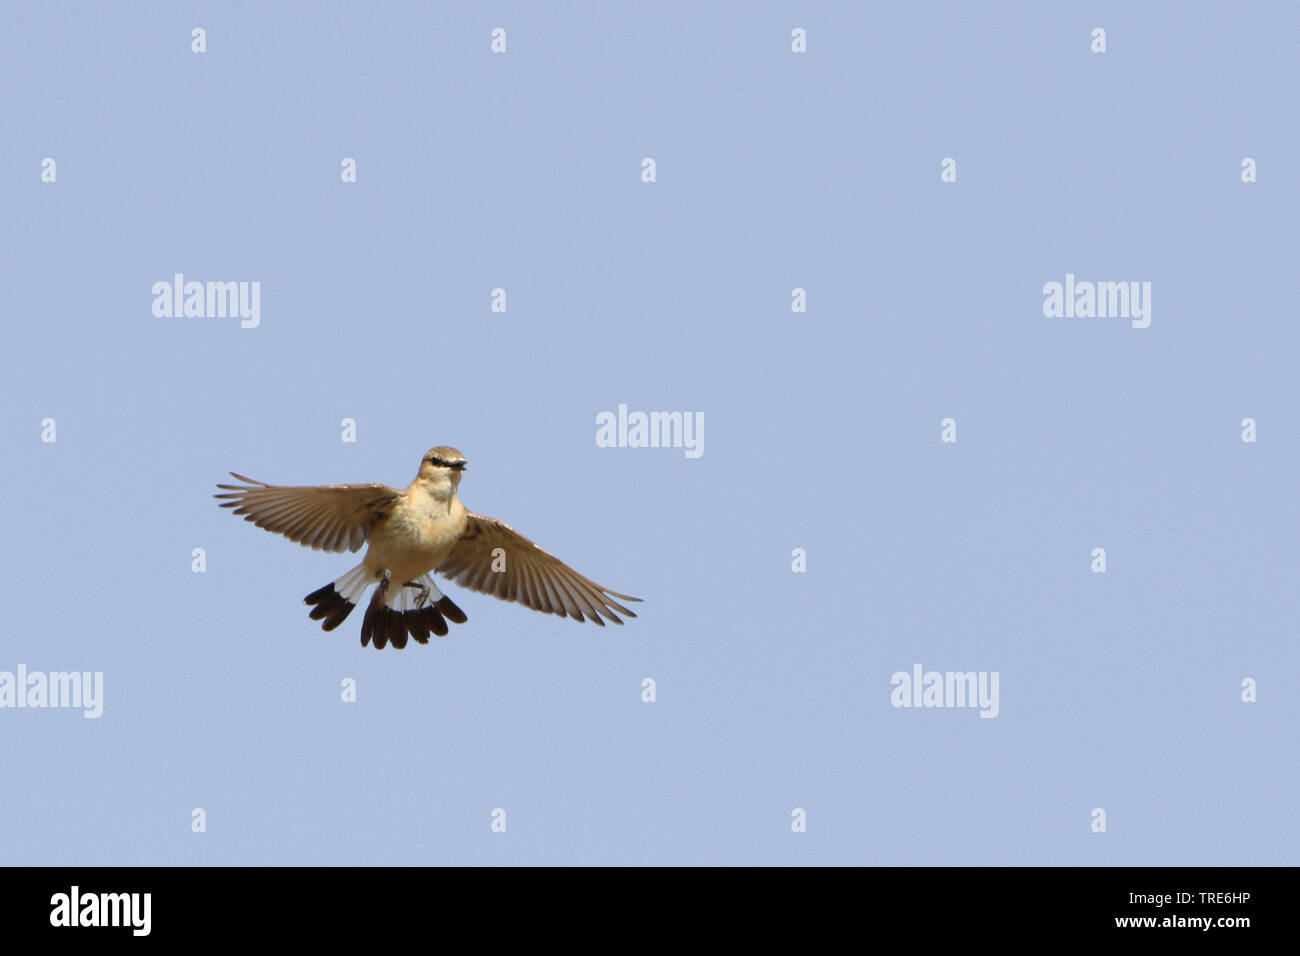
[215,474,401,553]
[436,513,641,624]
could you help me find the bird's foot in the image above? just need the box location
[404,581,431,608]
[375,569,393,594]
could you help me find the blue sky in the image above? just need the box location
[1,2,1296,865]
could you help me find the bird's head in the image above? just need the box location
[418,446,468,488]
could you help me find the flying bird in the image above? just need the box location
[215,447,641,649]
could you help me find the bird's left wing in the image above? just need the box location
[215,474,401,553]
[436,513,641,625]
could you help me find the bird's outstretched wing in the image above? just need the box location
[215,474,401,553]
[436,513,641,625]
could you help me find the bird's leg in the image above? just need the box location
[375,569,393,595]
[404,581,431,608]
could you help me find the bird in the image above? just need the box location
[214,446,641,650]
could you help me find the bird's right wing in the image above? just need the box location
[215,474,401,553]
[436,513,641,625]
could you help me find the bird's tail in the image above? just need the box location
[359,573,468,650]
[303,564,371,633]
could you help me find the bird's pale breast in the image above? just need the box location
[364,491,467,581]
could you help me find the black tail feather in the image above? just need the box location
[423,605,449,637]
[310,583,468,650]
[408,609,431,644]
[436,596,467,624]
[387,608,408,650]
[305,583,357,632]
[361,601,383,649]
